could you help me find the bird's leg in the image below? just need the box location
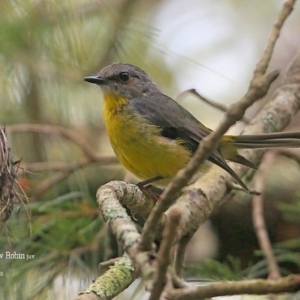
[137,176,164,187]
[137,176,164,201]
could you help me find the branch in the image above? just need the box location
[166,275,300,300]
[75,254,135,300]
[6,124,118,198]
[0,127,21,222]
[176,89,251,124]
[76,183,143,299]
[7,124,103,160]
[149,208,181,299]
[96,182,142,250]
[21,157,117,172]
[89,0,141,73]
[30,156,117,199]
[252,151,281,280]
[173,236,190,277]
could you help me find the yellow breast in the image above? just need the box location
[102,94,191,181]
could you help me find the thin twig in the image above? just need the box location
[89,0,141,74]
[173,236,190,277]
[99,257,120,270]
[7,124,118,198]
[30,156,117,198]
[166,275,300,300]
[7,124,99,160]
[252,151,281,280]
[255,0,296,75]
[149,208,181,300]
[176,89,251,124]
[21,156,117,172]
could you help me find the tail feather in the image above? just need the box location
[231,132,300,149]
[234,132,300,141]
[216,131,300,192]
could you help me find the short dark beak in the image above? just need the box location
[84,76,108,85]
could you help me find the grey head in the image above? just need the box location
[84,63,162,99]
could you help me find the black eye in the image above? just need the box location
[119,72,130,82]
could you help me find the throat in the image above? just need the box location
[102,93,128,115]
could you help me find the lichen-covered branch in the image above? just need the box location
[76,255,135,300]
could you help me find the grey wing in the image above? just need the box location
[130,93,251,192]
[130,93,208,153]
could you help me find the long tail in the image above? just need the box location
[215,131,300,193]
[231,131,300,149]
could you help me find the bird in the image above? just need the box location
[84,63,300,192]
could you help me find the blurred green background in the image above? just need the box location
[1,0,300,299]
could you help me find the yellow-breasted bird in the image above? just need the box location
[84,63,300,192]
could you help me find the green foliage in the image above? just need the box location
[184,256,252,280]
[185,241,300,281]
[0,191,105,299]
